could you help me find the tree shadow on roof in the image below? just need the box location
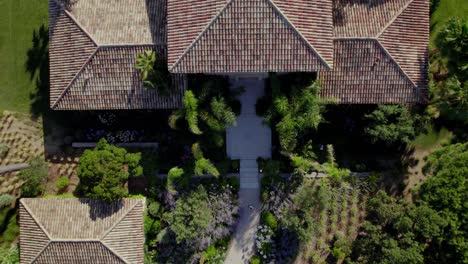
[145,0,167,48]
[333,0,394,27]
[78,198,125,221]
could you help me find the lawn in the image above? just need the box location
[430,0,468,46]
[409,125,453,150]
[0,0,48,113]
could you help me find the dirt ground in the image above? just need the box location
[402,134,452,201]
[0,111,81,196]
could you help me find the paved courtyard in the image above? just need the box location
[225,76,271,263]
[226,77,272,160]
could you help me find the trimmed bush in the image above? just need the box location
[250,256,261,264]
[147,201,161,218]
[261,211,278,232]
[0,194,13,209]
[19,157,49,197]
[0,144,9,158]
[55,177,69,192]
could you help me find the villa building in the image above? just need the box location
[19,198,144,264]
[48,0,428,108]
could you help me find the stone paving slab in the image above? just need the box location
[227,115,271,160]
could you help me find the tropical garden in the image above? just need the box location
[0,0,466,263]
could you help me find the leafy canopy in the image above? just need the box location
[192,143,220,177]
[169,90,203,135]
[419,143,468,263]
[364,105,416,145]
[167,185,213,243]
[135,50,171,92]
[431,17,468,122]
[77,139,143,202]
[18,157,49,197]
[264,75,327,153]
[350,191,446,264]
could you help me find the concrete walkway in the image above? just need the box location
[225,76,271,263]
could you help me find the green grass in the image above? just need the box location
[430,0,468,46]
[410,126,453,150]
[0,208,19,248]
[0,0,48,113]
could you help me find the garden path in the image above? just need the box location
[225,76,271,263]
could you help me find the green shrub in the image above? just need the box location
[167,167,184,193]
[332,247,345,260]
[263,159,280,178]
[0,244,19,264]
[0,194,13,209]
[18,157,49,197]
[250,256,261,264]
[55,177,69,192]
[147,201,161,218]
[0,144,9,158]
[144,215,161,236]
[77,139,142,202]
[261,211,278,232]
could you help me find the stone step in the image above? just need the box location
[240,177,258,184]
[240,168,258,174]
[240,182,259,189]
[240,172,258,178]
[240,159,258,168]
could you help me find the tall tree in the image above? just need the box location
[169,90,203,135]
[431,18,468,122]
[77,139,143,202]
[364,105,416,145]
[349,191,446,264]
[168,185,212,243]
[264,75,326,153]
[418,143,468,263]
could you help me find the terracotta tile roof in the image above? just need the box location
[19,198,144,264]
[170,0,330,73]
[49,0,97,107]
[322,0,429,103]
[333,0,411,38]
[271,0,334,66]
[34,242,125,264]
[167,0,228,67]
[49,0,185,110]
[49,0,428,107]
[377,0,429,88]
[52,45,187,110]
[168,0,333,73]
[319,39,422,103]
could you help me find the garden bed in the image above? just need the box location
[255,174,367,263]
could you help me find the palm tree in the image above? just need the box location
[135,50,156,89]
[169,90,202,135]
[191,143,219,177]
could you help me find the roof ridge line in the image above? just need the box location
[30,241,51,264]
[20,200,53,240]
[169,0,235,72]
[376,0,415,38]
[100,199,143,241]
[52,0,99,46]
[100,199,144,264]
[266,0,332,69]
[100,241,130,264]
[51,48,99,109]
[333,37,377,40]
[375,39,417,87]
[98,44,156,48]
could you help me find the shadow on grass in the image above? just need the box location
[25,24,50,119]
